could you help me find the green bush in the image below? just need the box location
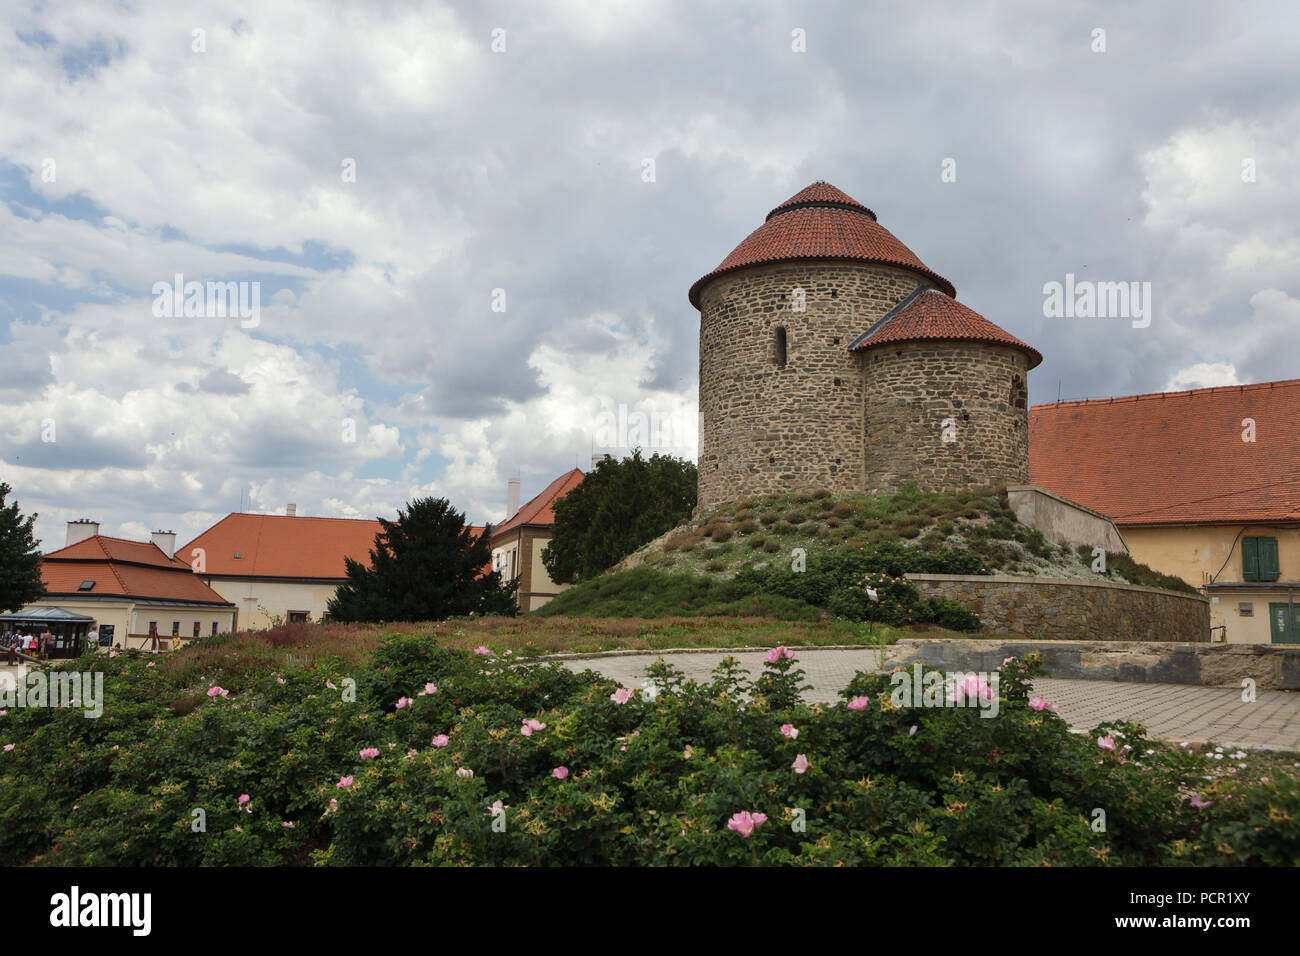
[2,642,1294,866]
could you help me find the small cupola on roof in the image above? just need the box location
[688,181,955,308]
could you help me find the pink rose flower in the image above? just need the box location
[846,696,870,711]
[473,646,491,655]
[419,682,438,695]
[1028,696,1049,711]
[359,747,380,759]
[727,810,768,838]
[238,794,251,806]
[2,744,13,752]
[780,723,799,739]
[337,775,354,789]
[1189,794,1212,809]
[206,685,229,698]
[948,675,993,704]
[276,677,285,684]
[521,718,546,736]
[792,754,809,774]
[552,766,569,780]
[431,734,450,747]
[395,697,413,709]
[1097,736,1116,751]
[765,646,795,664]
[610,688,634,705]
[146,661,156,668]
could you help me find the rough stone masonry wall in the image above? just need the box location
[697,260,931,511]
[907,573,1210,643]
[863,341,1030,493]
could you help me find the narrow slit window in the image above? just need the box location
[774,326,788,368]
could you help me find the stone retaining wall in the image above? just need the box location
[883,638,1300,690]
[907,573,1209,643]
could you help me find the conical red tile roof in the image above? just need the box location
[850,289,1042,369]
[689,182,955,307]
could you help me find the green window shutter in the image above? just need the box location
[1260,537,1280,581]
[1242,537,1259,581]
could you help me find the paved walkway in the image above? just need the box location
[556,648,1300,752]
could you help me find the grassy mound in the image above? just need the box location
[541,485,1196,626]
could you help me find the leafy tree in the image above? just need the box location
[326,497,515,622]
[542,450,696,583]
[0,482,43,613]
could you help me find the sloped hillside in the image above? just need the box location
[539,485,1194,623]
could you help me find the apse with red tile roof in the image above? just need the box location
[691,181,1041,510]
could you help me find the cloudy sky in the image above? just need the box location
[2,0,1297,550]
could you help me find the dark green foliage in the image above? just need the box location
[1074,545,1199,595]
[539,544,987,631]
[326,497,516,622]
[0,483,43,614]
[5,642,1291,865]
[542,451,696,583]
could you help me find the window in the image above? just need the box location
[1009,374,1027,410]
[774,327,787,368]
[148,622,158,636]
[193,621,201,638]
[1238,603,1254,617]
[78,580,95,591]
[211,622,219,637]
[288,611,308,624]
[172,621,180,636]
[1243,536,1280,582]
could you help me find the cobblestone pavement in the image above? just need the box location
[556,648,1300,752]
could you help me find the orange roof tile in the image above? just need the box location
[179,513,386,579]
[46,535,188,569]
[852,289,1042,369]
[1029,378,1300,526]
[180,513,491,580]
[491,469,585,541]
[41,548,233,606]
[689,182,955,308]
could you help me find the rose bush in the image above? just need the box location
[0,637,1294,865]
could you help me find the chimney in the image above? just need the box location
[66,519,100,548]
[151,530,177,559]
[286,503,297,517]
[507,478,520,519]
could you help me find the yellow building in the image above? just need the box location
[490,470,584,612]
[1031,378,1300,644]
[25,520,237,652]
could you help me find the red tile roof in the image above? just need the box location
[490,469,585,541]
[689,182,955,307]
[41,538,234,605]
[852,289,1043,369]
[46,535,188,569]
[1029,378,1300,526]
[180,513,491,579]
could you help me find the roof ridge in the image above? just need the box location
[1032,376,1300,410]
[847,284,933,350]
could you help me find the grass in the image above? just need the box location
[611,484,1194,592]
[166,614,919,683]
